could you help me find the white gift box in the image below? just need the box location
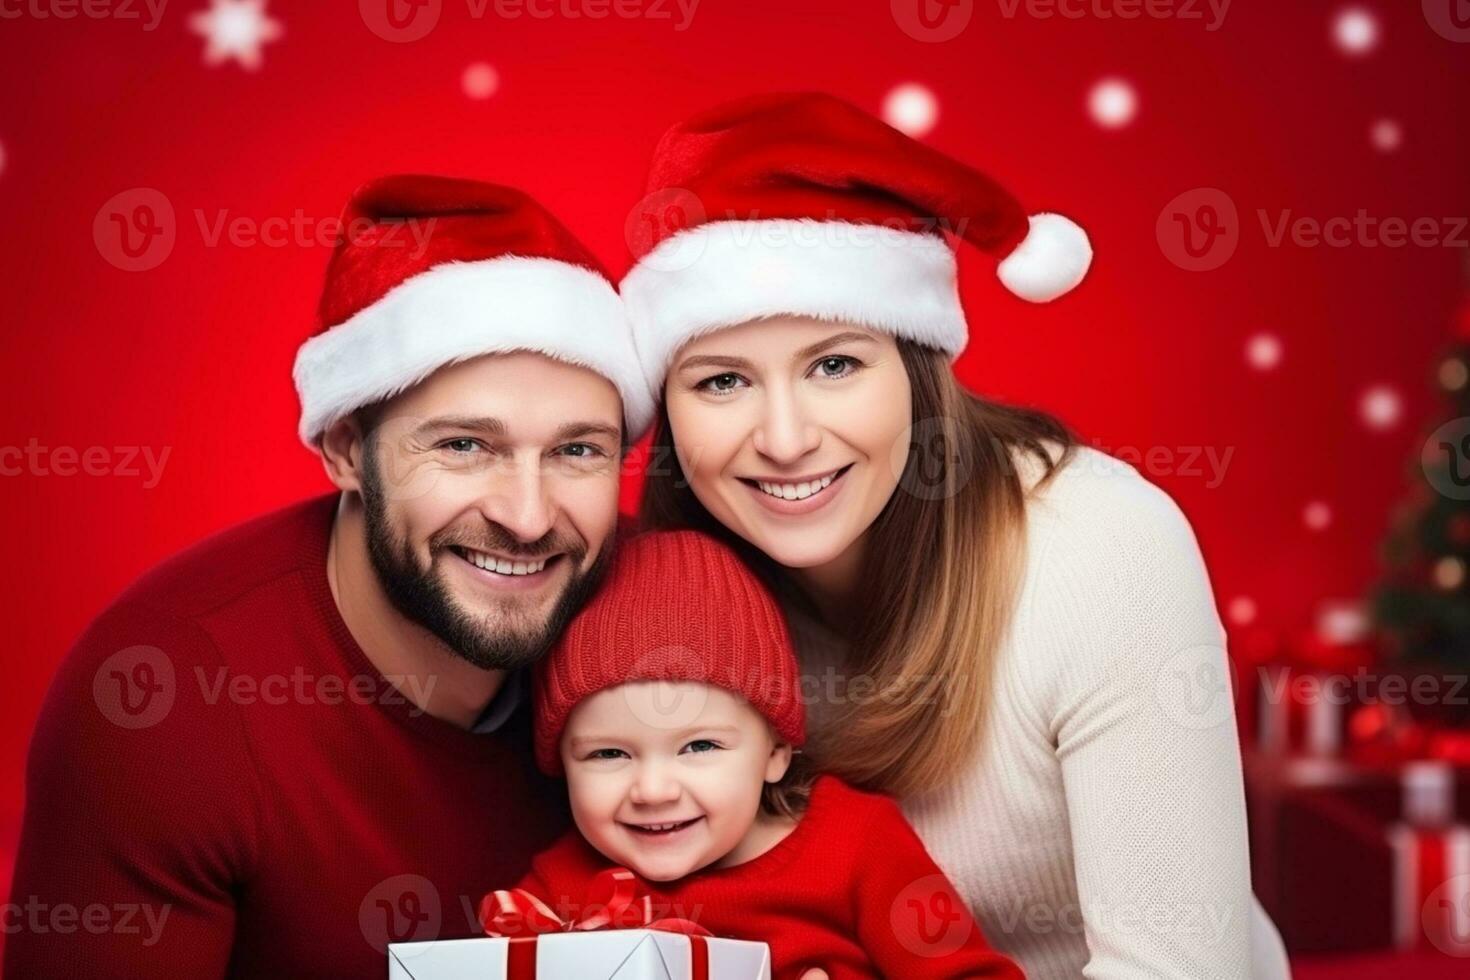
[388,929,772,980]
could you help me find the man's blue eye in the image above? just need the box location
[444,438,479,453]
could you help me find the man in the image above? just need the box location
[4,175,655,976]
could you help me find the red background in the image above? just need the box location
[2,0,1468,969]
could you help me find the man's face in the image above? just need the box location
[357,352,624,671]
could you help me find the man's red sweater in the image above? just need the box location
[515,774,1025,980]
[5,495,572,978]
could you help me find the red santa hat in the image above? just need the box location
[293,175,653,447]
[620,92,1093,387]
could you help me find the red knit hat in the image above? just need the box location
[620,92,1092,387]
[292,174,653,447]
[533,530,806,776]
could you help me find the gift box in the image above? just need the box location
[1387,762,1470,955]
[388,866,772,979]
[387,929,772,980]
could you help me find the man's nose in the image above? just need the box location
[474,452,557,544]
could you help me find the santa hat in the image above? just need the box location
[293,175,653,447]
[620,92,1093,386]
[533,530,805,777]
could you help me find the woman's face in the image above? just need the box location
[664,317,912,571]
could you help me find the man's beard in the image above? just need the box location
[359,449,612,672]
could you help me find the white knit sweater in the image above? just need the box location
[784,445,1259,979]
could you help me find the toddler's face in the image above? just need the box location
[560,680,792,882]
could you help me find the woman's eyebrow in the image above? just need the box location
[676,331,877,373]
[794,331,878,359]
[676,353,756,372]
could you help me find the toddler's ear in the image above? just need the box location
[764,740,793,783]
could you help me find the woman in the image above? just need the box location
[622,93,1287,979]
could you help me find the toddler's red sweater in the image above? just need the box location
[515,773,1024,980]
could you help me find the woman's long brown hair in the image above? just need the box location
[641,340,1075,798]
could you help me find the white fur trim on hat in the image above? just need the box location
[293,257,654,446]
[620,219,967,390]
[996,212,1093,303]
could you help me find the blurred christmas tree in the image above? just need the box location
[1374,265,1470,669]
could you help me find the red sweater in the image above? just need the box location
[5,496,572,978]
[515,774,1024,980]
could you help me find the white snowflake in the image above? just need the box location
[883,84,938,139]
[1360,384,1403,430]
[1088,78,1137,129]
[191,0,282,71]
[463,62,499,100]
[1245,332,1283,371]
[1332,7,1379,56]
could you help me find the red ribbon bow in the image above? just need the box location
[478,867,711,939]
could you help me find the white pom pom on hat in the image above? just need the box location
[997,212,1094,304]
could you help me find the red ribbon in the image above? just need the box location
[478,868,712,979]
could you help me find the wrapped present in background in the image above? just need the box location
[1387,762,1470,955]
[1247,754,1470,953]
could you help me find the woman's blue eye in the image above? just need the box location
[697,372,747,394]
[683,739,720,754]
[814,356,857,379]
[589,748,627,760]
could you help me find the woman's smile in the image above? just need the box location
[738,464,854,516]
